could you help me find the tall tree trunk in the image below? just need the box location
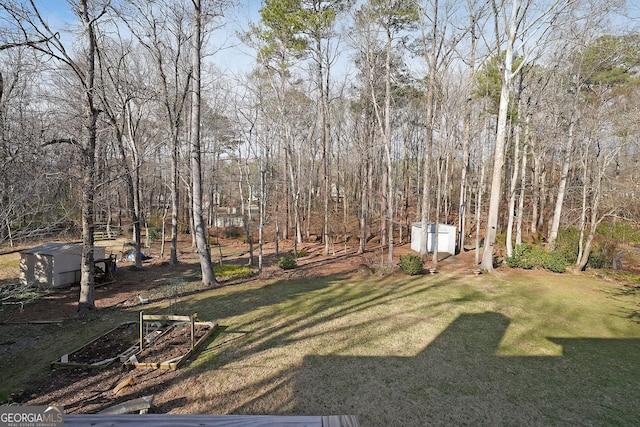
[238,155,253,266]
[432,157,444,265]
[577,169,601,271]
[320,45,331,257]
[480,76,511,270]
[458,78,472,253]
[548,121,574,248]
[77,0,99,312]
[481,0,521,271]
[576,150,589,265]
[505,116,521,258]
[258,149,267,272]
[515,118,528,246]
[475,125,487,265]
[190,0,216,286]
[420,80,435,256]
[169,132,179,266]
[530,148,541,235]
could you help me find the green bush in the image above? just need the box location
[506,244,534,269]
[213,264,254,280]
[507,244,567,273]
[542,251,567,273]
[587,240,616,269]
[597,221,640,246]
[399,254,424,275]
[147,226,161,241]
[276,256,297,270]
[528,246,548,269]
[555,227,580,264]
[287,248,308,258]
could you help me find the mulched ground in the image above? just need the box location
[66,322,139,365]
[135,323,212,364]
[13,364,183,414]
[10,319,216,413]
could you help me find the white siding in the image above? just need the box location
[410,223,457,255]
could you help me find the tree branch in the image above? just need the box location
[0,37,53,51]
[42,138,83,148]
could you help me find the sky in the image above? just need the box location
[31,0,261,75]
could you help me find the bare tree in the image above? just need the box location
[119,0,193,266]
[418,0,465,264]
[1,0,112,311]
[189,0,217,285]
[481,0,571,271]
[356,0,419,264]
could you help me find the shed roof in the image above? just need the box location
[21,242,82,256]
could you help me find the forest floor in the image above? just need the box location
[1,234,639,424]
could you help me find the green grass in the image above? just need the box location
[213,264,254,280]
[175,271,640,425]
[1,269,639,426]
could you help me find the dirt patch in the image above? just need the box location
[66,322,139,365]
[13,364,181,414]
[135,323,212,365]
[10,320,215,413]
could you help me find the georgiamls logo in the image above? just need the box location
[0,405,64,426]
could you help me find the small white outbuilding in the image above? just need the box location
[410,222,457,255]
[20,242,105,288]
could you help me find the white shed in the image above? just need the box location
[20,243,105,288]
[410,222,457,255]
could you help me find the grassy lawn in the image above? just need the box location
[157,270,639,426]
[2,267,639,425]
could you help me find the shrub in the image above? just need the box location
[224,226,243,239]
[506,244,534,269]
[597,221,640,246]
[528,246,551,268]
[276,256,297,270]
[147,226,162,241]
[542,251,567,273]
[555,227,580,264]
[507,244,567,273]
[587,240,617,269]
[399,254,424,275]
[287,248,308,258]
[213,264,254,280]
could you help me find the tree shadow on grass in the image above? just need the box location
[175,271,453,355]
[279,312,640,427]
[16,271,640,427]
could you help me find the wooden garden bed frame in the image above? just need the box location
[51,313,216,370]
[51,321,142,370]
[128,312,217,370]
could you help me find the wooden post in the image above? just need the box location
[190,314,195,350]
[139,311,144,351]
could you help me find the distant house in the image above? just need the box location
[20,242,105,288]
[410,223,457,255]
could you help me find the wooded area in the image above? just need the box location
[1,0,639,309]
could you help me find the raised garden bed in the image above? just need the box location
[52,321,145,369]
[127,314,217,370]
[51,314,216,370]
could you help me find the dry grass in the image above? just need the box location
[147,270,640,426]
[1,242,639,425]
